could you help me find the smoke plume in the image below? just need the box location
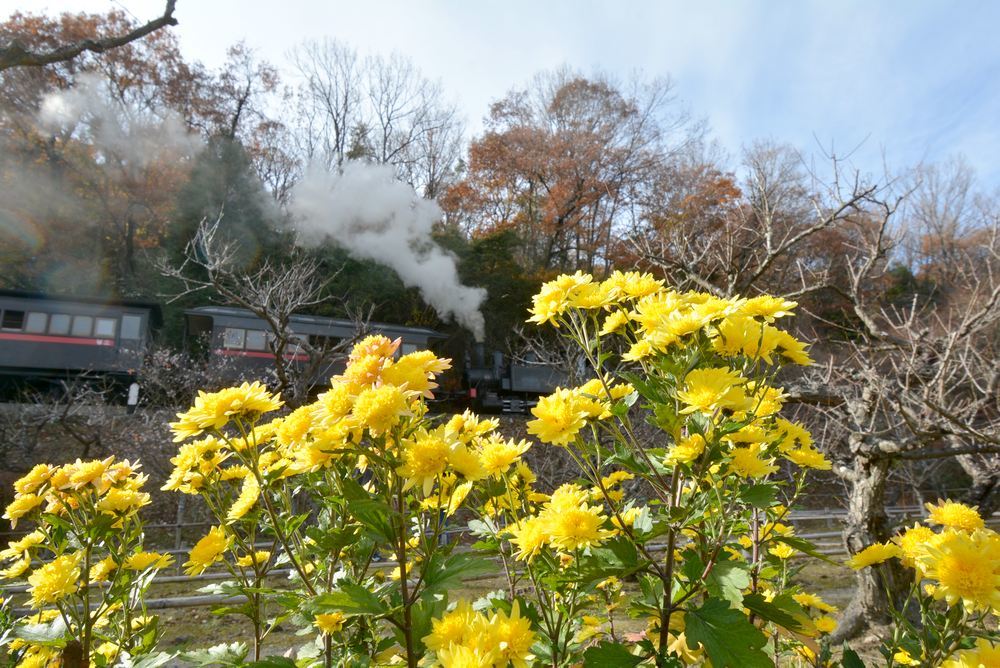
[289,161,486,340]
[37,72,201,167]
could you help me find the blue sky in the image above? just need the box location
[23,1,1000,186]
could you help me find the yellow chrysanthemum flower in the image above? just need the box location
[665,433,706,466]
[124,551,173,571]
[348,334,399,363]
[13,464,54,496]
[184,526,230,575]
[383,350,452,397]
[728,443,779,479]
[924,499,985,532]
[352,384,409,435]
[940,638,1000,668]
[784,446,832,471]
[89,556,117,583]
[489,601,537,668]
[235,550,271,568]
[423,599,481,652]
[545,504,612,551]
[397,429,453,495]
[622,338,656,362]
[436,644,496,668]
[476,436,531,478]
[775,330,813,365]
[170,382,282,441]
[915,528,1000,613]
[66,457,115,490]
[27,552,81,607]
[791,592,838,614]
[599,309,631,336]
[711,315,781,362]
[769,543,796,559]
[892,524,936,567]
[15,645,60,668]
[527,271,593,326]
[738,295,797,321]
[95,487,151,515]
[226,473,260,522]
[509,516,550,561]
[1,553,31,579]
[676,367,752,415]
[526,388,589,446]
[814,616,837,634]
[602,270,664,300]
[547,483,590,513]
[846,542,901,569]
[314,611,347,634]
[3,494,44,528]
[567,281,616,310]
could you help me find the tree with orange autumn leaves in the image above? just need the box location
[442,70,702,276]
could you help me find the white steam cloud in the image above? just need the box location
[290,161,486,340]
[38,73,201,167]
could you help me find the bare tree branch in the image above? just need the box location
[0,1,178,71]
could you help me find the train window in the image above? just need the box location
[49,314,71,335]
[94,317,117,339]
[71,315,93,337]
[120,315,142,340]
[1,310,24,331]
[245,330,267,351]
[223,327,245,349]
[24,312,48,334]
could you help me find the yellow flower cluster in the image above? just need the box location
[940,638,1000,667]
[184,525,230,576]
[507,483,614,560]
[166,336,459,490]
[169,381,284,441]
[526,272,829,491]
[396,417,530,497]
[1,458,154,590]
[526,377,633,446]
[528,270,811,366]
[848,500,1000,614]
[424,600,537,668]
[3,458,150,528]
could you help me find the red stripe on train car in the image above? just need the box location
[213,349,309,362]
[0,332,115,347]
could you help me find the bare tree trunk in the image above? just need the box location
[832,452,910,642]
[957,452,1000,517]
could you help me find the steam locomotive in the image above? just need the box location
[0,290,564,413]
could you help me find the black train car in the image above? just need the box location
[464,344,568,414]
[0,290,160,392]
[183,306,447,384]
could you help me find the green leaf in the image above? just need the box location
[841,646,865,668]
[127,652,176,668]
[705,559,751,606]
[422,552,496,597]
[246,659,298,668]
[742,593,813,634]
[178,642,248,667]
[582,641,643,667]
[306,524,361,554]
[772,535,837,564]
[13,616,68,646]
[741,484,778,508]
[684,598,771,668]
[310,582,387,617]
